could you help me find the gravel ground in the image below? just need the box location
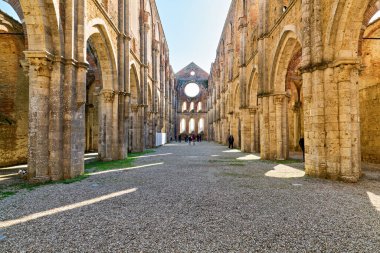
[0,142,379,252]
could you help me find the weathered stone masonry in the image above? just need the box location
[208,0,380,182]
[0,0,176,182]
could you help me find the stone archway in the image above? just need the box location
[266,30,302,160]
[85,43,101,154]
[0,1,64,181]
[129,64,143,153]
[247,70,260,153]
[85,24,118,161]
[0,10,28,167]
[312,0,380,181]
[359,9,380,169]
[285,49,303,154]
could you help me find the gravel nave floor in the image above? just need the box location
[0,142,379,252]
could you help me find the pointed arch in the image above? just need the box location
[270,28,302,93]
[130,63,141,105]
[325,0,378,60]
[86,20,118,91]
[248,67,258,107]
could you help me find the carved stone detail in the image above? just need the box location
[101,90,115,103]
[24,51,54,78]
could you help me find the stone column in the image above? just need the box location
[228,44,234,82]
[336,64,361,182]
[49,56,65,180]
[100,89,115,161]
[76,61,89,175]
[239,16,247,108]
[260,96,270,159]
[240,109,251,152]
[24,51,53,182]
[275,95,285,160]
[249,107,259,153]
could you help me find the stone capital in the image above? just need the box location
[101,90,115,103]
[249,107,258,115]
[274,95,285,105]
[153,40,160,52]
[238,16,247,30]
[118,91,128,96]
[24,50,54,77]
[131,104,139,112]
[77,61,89,70]
[336,63,358,82]
[303,95,312,104]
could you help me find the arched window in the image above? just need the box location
[182,102,187,112]
[198,102,202,112]
[189,118,195,133]
[198,118,204,133]
[180,119,186,133]
[190,102,195,111]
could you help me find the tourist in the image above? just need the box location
[228,135,234,149]
[299,137,305,162]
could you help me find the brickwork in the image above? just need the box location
[0,0,175,182]
[0,11,27,167]
[208,0,380,182]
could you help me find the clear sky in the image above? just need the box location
[0,1,20,21]
[0,0,232,73]
[156,0,231,73]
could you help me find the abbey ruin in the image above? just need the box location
[207,0,380,182]
[0,0,176,181]
[0,0,379,183]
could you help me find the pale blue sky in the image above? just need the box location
[0,0,232,73]
[156,0,231,73]
[0,1,20,21]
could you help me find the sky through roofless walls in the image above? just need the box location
[0,0,21,22]
[156,0,231,73]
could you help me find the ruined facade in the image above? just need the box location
[175,63,209,140]
[208,0,380,182]
[0,0,176,182]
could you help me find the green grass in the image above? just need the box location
[259,159,303,165]
[85,149,155,173]
[0,149,155,201]
[0,191,17,200]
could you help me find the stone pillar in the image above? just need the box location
[228,44,234,82]
[24,51,53,182]
[239,16,247,108]
[293,103,301,151]
[49,56,65,180]
[249,107,259,153]
[275,95,285,160]
[241,109,252,152]
[260,96,270,159]
[100,89,115,161]
[76,61,89,175]
[336,64,361,182]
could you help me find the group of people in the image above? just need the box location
[178,134,203,144]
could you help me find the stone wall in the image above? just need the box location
[208,0,380,182]
[0,13,27,167]
[0,0,176,182]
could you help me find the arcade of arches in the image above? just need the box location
[0,0,380,184]
[0,0,176,182]
[208,0,380,182]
